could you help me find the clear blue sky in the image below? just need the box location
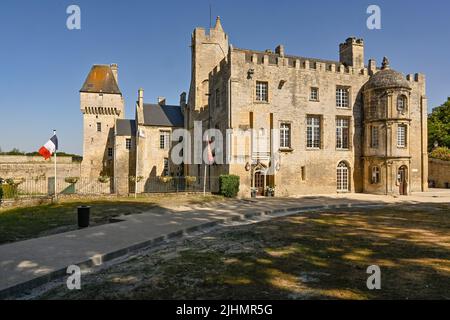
[0,0,449,154]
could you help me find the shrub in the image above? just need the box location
[159,176,173,183]
[98,176,110,183]
[1,184,18,199]
[185,176,197,185]
[65,177,79,184]
[0,185,3,202]
[219,175,240,198]
[430,147,450,161]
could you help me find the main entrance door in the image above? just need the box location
[398,166,408,195]
[254,172,265,196]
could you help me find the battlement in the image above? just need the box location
[406,73,426,83]
[339,37,364,49]
[236,48,369,77]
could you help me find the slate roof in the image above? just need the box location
[116,119,136,136]
[143,104,184,127]
[80,65,121,94]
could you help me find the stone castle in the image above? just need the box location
[79,17,428,197]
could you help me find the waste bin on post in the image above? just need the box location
[77,206,90,228]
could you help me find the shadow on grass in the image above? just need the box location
[39,201,450,300]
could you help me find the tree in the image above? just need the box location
[428,98,450,151]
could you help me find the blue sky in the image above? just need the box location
[0,0,449,154]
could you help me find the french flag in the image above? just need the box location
[38,134,58,160]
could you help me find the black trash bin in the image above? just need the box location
[77,206,91,228]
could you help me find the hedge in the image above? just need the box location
[0,184,18,199]
[219,175,240,198]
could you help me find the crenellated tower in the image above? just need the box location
[80,64,124,178]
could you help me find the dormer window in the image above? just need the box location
[397,95,407,113]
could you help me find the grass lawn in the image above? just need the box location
[0,194,223,245]
[38,203,450,300]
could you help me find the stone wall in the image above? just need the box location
[429,158,450,188]
[0,155,81,179]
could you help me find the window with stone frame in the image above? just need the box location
[310,87,319,101]
[397,95,407,113]
[397,125,407,148]
[336,86,350,108]
[306,116,321,149]
[125,138,132,150]
[96,122,102,132]
[256,81,268,102]
[371,126,379,148]
[280,123,291,149]
[107,147,113,158]
[160,131,170,149]
[163,158,169,176]
[336,117,350,149]
[371,166,380,184]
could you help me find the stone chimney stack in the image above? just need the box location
[138,88,144,108]
[368,59,377,75]
[158,97,166,106]
[110,64,118,84]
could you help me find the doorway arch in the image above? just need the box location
[398,165,408,195]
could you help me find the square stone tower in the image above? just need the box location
[80,64,124,178]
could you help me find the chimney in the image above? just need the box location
[158,97,166,106]
[368,59,377,75]
[180,92,187,107]
[110,64,118,84]
[275,45,285,57]
[138,88,144,108]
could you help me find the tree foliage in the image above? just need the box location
[428,98,450,151]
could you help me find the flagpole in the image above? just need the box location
[53,129,57,201]
[203,163,207,196]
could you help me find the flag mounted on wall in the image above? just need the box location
[38,134,58,160]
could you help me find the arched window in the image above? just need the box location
[337,161,350,192]
[371,166,380,184]
[397,95,407,113]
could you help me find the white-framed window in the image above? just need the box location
[397,125,407,148]
[337,161,350,192]
[256,81,268,102]
[371,166,380,184]
[397,95,407,113]
[107,147,113,158]
[280,123,291,148]
[97,122,102,132]
[163,158,169,176]
[336,117,350,149]
[125,138,132,150]
[307,116,321,149]
[310,87,319,101]
[160,131,170,149]
[371,126,379,148]
[336,87,350,108]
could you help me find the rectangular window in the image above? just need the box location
[163,158,169,176]
[371,126,379,148]
[336,87,350,108]
[215,88,220,108]
[107,147,113,158]
[310,87,319,101]
[306,116,321,149]
[336,117,350,149]
[280,123,291,148]
[160,131,170,149]
[256,81,268,102]
[126,138,132,150]
[371,166,380,184]
[397,125,407,147]
[97,122,102,132]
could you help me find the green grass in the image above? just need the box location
[0,194,224,244]
[39,203,450,300]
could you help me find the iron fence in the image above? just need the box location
[0,176,212,200]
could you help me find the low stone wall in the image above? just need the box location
[428,158,450,188]
[0,155,81,180]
